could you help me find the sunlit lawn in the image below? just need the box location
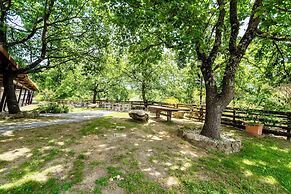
[0,113,290,193]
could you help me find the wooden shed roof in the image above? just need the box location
[0,46,37,91]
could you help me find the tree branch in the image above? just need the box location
[7,18,44,48]
[238,0,262,53]
[208,0,226,64]
[229,0,239,52]
[17,0,55,74]
[256,29,291,42]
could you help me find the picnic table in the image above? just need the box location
[148,105,187,122]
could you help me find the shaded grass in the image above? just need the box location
[0,154,86,193]
[0,160,9,169]
[94,166,166,194]
[0,178,64,194]
[80,116,140,135]
[6,148,61,181]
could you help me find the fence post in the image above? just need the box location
[287,113,291,141]
[233,108,236,127]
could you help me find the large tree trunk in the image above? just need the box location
[200,87,223,139]
[200,60,237,139]
[3,71,20,114]
[92,89,97,104]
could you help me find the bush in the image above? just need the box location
[163,97,179,104]
[38,103,69,114]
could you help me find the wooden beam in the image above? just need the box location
[21,89,27,107]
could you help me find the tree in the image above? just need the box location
[122,32,163,107]
[106,0,290,139]
[0,0,90,113]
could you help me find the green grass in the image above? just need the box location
[94,166,165,194]
[6,148,61,181]
[0,153,86,194]
[0,160,9,169]
[66,154,86,185]
[118,171,166,193]
[80,116,139,135]
[0,178,64,194]
[176,136,291,194]
[1,117,290,193]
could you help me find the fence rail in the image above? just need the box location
[55,99,291,140]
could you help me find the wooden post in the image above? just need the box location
[287,113,291,141]
[156,109,161,118]
[232,99,236,127]
[3,96,7,111]
[0,90,6,112]
[21,89,27,106]
[17,87,23,103]
[29,91,34,104]
[167,111,171,122]
[26,91,31,105]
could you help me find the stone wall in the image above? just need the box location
[178,129,241,154]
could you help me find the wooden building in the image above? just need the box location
[0,46,37,112]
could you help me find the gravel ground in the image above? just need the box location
[0,110,112,134]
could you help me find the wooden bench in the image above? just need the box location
[148,105,185,122]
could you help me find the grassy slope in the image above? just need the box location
[0,115,290,194]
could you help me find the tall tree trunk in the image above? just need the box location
[141,80,147,108]
[3,70,20,114]
[200,91,223,139]
[201,100,222,139]
[92,89,97,104]
[199,74,203,120]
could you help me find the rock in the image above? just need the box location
[129,110,149,122]
[0,111,39,120]
[88,103,98,108]
[179,129,241,154]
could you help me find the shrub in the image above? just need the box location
[38,103,69,114]
[163,97,179,104]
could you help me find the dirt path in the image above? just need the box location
[0,110,112,134]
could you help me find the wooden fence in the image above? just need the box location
[149,101,291,140]
[56,99,291,140]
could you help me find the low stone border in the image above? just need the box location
[0,111,39,120]
[178,129,241,154]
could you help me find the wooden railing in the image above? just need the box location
[55,99,291,140]
[149,101,291,140]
